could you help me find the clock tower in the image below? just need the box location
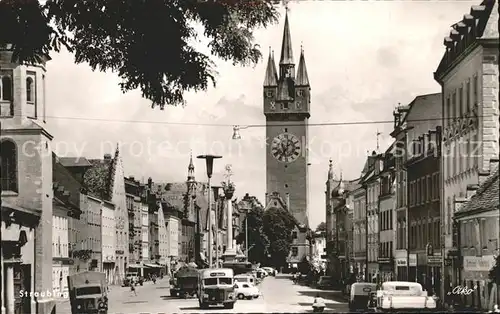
[263,11,311,227]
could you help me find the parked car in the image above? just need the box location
[317,276,333,289]
[261,267,276,276]
[234,282,260,300]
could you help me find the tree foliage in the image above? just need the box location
[263,207,297,268]
[0,0,279,108]
[236,194,269,263]
[489,254,500,285]
[315,222,326,232]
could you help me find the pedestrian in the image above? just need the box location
[130,282,137,296]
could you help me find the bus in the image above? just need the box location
[198,268,236,309]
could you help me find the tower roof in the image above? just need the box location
[296,48,310,86]
[279,11,294,65]
[328,159,334,180]
[263,49,278,86]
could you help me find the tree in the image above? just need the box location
[315,222,326,232]
[263,207,297,269]
[83,163,110,200]
[236,195,269,264]
[1,0,279,107]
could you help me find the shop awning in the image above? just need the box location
[143,263,163,268]
[128,264,144,269]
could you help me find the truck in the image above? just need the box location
[67,271,108,314]
[170,266,199,298]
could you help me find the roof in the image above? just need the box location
[296,49,310,86]
[53,153,82,208]
[83,155,117,202]
[58,157,92,168]
[455,167,499,216]
[279,11,294,65]
[263,52,278,86]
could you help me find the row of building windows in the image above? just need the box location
[460,218,499,251]
[379,210,393,231]
[0,75,36,103]
[396,218,407,250]
[445,74,478,124]
[409,219,440,250]
[445,136,479,180]
[379,241,393,258]
[353,198,366,220]
[408,173,439,207]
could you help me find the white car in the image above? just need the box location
[235,282,260,300]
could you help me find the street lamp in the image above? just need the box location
[212,185,223,267]
[232,125,250,140]
[197,154,222,268]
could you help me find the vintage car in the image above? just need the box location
[67,271,108,314]
[376,281,437,312]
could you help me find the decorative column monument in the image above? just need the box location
[222,165,237,262]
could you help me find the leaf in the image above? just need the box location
[2,0,279,108]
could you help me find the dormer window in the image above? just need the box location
[1,76,13,101]
[26,77,34,103]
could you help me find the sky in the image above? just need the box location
[45,1,476,229]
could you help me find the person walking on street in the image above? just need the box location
[130,282,137,296]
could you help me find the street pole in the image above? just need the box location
[215,197,219,266]
[198,155,222,269]
[245,216,249,260]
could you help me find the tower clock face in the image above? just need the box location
[271,133,301,163]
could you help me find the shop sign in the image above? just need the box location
[427,255,442,266]
[463,255,496,272]
[409,254,417,267]
[396,258,407,267]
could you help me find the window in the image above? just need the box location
[1,76,12,101]
[446,96,451,125]
[452,91,457,120]
[0,140,18,192]
[281,102,289,110]
[473,75,478,104]
[459,86,463,117]
[26,77,34,103]
[291,247,298,256]
[466,80,471,112]
[427,176,431,202]
[292,231,297,239]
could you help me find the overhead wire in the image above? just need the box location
[41,115,479,128]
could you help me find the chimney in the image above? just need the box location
[466,184,479,199]
[103,153,112,161]
[147,177,152,188]
[286,193,290,210]
[129,175,135,181]
[63,190,71,201]
[478,170,490,185]
[265,193,269,205]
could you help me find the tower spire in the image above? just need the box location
[296,46,310,86]
[187,151,195,182]
[328,159,334,180]
[264,47,278,86]
[279,10,294,66]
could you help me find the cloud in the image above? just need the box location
[45,1,474,228]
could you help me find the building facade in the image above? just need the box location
[352,183,367,280]
[454,161,499,310]
[377,148,396,282]
[141,201,149,263]
[101,200,116,284]
[157,202,169,271]
[85,196,102,272]
[433,0,499,297]
[1,46,55,314]
[360,152,380,282]
[125,177,141,264]
[52,195,70,295]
